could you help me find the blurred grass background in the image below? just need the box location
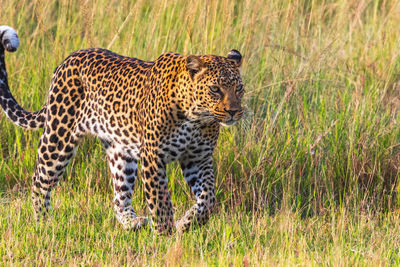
[1,0,400,265]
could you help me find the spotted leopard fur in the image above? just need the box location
[0,26,244,234]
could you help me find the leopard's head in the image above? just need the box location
[186,50,244,126]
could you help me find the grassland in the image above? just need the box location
[1,0,400,265]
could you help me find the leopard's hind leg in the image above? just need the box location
[32,125,82,221]
[31,61,85,221]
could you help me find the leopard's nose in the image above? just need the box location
[225,109,240,117]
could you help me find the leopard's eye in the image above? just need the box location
[209,85,222,95]
[236,84,244,94]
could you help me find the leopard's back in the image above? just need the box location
[48,48,153,144]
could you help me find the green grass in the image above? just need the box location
[1,0,400,265]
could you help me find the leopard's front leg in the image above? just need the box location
[177,156,216,233]
[141,146,174,235]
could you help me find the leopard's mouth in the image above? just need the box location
[191,109,242,126]
[214,111,243,126]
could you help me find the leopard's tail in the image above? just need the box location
[0,26,46,130]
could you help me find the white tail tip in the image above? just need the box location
[0,26,19,52]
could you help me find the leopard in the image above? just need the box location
[0,26,244,234]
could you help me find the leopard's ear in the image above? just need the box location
[186,55,205,80]
[227,49,242,67]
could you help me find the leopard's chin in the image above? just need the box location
[220,119,237,127]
